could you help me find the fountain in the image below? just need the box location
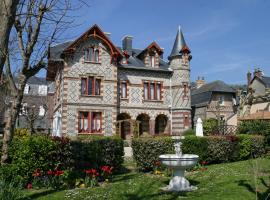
[159,136,199,192]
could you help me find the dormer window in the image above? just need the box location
[150,55,155,67]
[84,47,99,63]
[121,57,128,65]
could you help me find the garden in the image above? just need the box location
[0,119,269,200]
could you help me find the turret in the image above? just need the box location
[169,26,192,134]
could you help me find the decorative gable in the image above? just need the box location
[137,42,163,68]
[62,24,122,63]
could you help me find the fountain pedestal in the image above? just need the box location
[168,166,197,191]
[159,136,199,192]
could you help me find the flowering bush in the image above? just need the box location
[9,135,73,186]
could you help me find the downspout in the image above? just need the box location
[170,78,173,135]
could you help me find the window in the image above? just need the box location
[38,85,47,96]
[24,84,30,94]
[183,83,188,98]
[144,83,148,100]
[121,82,127,98]
[81,77,101,96]
[218,95,225,106]
[39,106,45,116]
[84,47,99,63]
[184,115,189,127]
[78,111,102,133]
[143,81,162,100]
[20,103,28,115]
[149,55,155,67]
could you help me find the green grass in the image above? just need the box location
[23,157,270,200]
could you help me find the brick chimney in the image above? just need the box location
[196,76,205,88]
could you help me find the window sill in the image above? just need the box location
[80,95,103,98]
[120,98,129,101]
[83,60,101,64]
[143,99,163,103]
[78,132,103,135]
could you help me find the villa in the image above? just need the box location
[47,24,192,138]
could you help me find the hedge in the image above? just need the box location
[8,135,124,184]
[132,135,265,171]
[71,136,124,171]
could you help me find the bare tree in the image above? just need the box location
[0,0,19,76]
[1,0,75,164]
[19,96,48,134]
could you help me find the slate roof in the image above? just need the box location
[191,80,236,107]
[168,26,188,60]
[49,42,172,72]
[261,76,270,87]
[49,41,73,60]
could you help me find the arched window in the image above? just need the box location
[84,47,96,62]
[94,49,99,62]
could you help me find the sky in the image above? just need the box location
[48,0,270,84]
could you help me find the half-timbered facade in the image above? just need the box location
[47,24,192,138]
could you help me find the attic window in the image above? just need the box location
[150,55,155,67]
[84,47,99,63]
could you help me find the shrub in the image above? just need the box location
[9,135,73,185]
[237,120,270,145]
[132,137,174,171]
[132,135,266,171]
[182,128,195,136]
[0,165,24,200]
[181,136,208,161]
[14,128,30,137]
[71,136,124,172]
[203,118,218,135]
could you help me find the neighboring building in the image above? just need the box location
[191,78,237,126]
[16,76,54,134]
[239,69,270,121]
[47,24,192,138]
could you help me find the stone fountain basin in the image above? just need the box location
[159,154,199,169]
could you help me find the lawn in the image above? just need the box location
[23,157,270,200]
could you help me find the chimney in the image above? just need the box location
[196,76,205,88]
[122,35,133,55]
[253,68,263,78]
[104,32,111,38]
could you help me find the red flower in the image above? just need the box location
[26,183,32,189]
[55,170,64,176]
[33,170,41,177]
[47,170,54,175]
[84,168,99,177]
[200,161,208,166]
[101,166,113,174]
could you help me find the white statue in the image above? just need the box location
[196,118,203,137]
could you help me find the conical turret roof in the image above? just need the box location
[169,26,190,60]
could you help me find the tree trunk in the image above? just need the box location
[1,79,25,164]
[0,0,19,75]
[1,101,18,164]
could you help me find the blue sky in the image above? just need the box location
[52,0,270,84]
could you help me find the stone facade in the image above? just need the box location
[48,24,192,138]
